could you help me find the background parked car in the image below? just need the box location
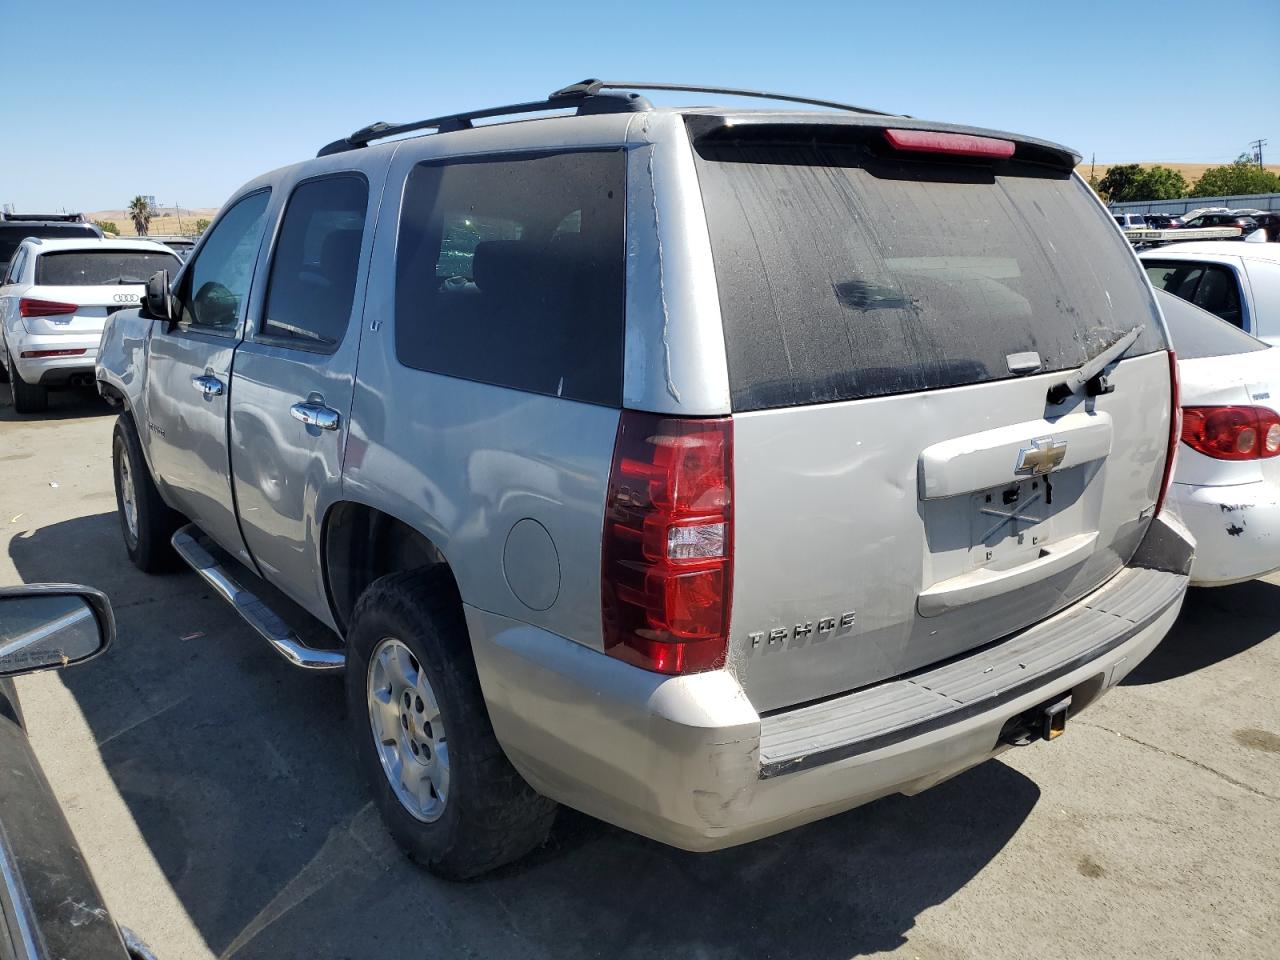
[1248,211,1280,241]
[0,236,181,412]
[1180,212,1257,233]
[1144,214,1182,229]
[142,234,198,259]
[1114,212,1148,229]
[1158,289,1280,586]
[1141,241,1280,340]
[0,212,102,275]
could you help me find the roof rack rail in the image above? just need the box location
[317,89,651,157]
[549,79,896,117]
[317,79,897,157]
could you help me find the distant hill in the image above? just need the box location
[1075,162,1280,187]
[85,206,219,237]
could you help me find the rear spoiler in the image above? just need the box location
[683,113,1080,171]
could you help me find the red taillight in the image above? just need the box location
[883,128,1016,159]
[19,348,87,359]
[19,298,78,318]
[1156,350,1180,515]
[1181,404,1280,461]
[601,411,733,675]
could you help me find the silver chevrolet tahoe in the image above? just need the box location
[96,80,1194,878]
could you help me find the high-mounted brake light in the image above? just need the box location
[1181,404,1280,461]
[883,128,1016,159]
[1155,351,1180,516]
[601,411,733,675]
[19,297,78,318]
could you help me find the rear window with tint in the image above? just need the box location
[395,150,626,406]
[1155,289,1267,360]
[693,138,1167,411]
[36,249,180,286]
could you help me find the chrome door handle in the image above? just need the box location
[290,401,340,431]
[191,374,224,398]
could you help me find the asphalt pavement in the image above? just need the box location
[2,385,1277,960]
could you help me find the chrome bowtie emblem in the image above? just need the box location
[1015,437,1067,476]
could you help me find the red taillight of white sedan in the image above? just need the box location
[1181,405,1280,460]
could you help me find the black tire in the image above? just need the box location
[112,414,183,573]
[345,567,557,879]
[6,344,47,413]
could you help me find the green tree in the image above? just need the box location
[127,195,153,236]
[194,218,211,235]
[1191,159,1280,198]
[1096,164,1189,202]
[1135,165,1189,200]
[1096,164,1142,202]
[93,220,119,235]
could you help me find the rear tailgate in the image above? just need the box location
[21,284,143,335]
[689,121,1173,712]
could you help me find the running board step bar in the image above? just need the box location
[171,525,345,671]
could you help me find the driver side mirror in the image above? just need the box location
[143,269,174,322]
[0,585,114,678]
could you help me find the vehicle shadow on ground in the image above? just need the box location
[12,513,1040,960]
[1122,580,1280,686]
[0,384,114,423]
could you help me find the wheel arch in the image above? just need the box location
[321,500,461,635]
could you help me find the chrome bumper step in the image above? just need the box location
[171,525,346,672]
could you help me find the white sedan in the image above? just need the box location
[1159,288,1280,585]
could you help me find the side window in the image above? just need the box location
[1191,264,1244,328]
[437,214,521,281]
[395,150,626,406]
[179,190,271,334]
[261,174,369,350]
[5,248,26,284]
[1244,259,1280,336]
[1145,262,1204,301]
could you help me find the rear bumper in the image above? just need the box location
[469,516,1192,851]
[8,329,99,385]
[1168,480,1280,586]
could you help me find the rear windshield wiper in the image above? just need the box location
[1046,324,1143,404]
[102,276,146,285]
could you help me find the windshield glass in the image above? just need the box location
[693,136,1167,411]
[35,249,180,285]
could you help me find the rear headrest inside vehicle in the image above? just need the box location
[472,239,542,298]
[320,228,363,287]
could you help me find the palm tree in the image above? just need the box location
[128,195,153,236]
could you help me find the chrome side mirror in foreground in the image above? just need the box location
[0,585,114,678]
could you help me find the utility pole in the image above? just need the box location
[174,202,184,234]
[1090,153,1096,183]
[1249,139,1267,169]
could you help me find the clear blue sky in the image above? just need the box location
[2,0,1276,213]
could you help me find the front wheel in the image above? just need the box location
[345,568,557,879]
[112,415,182,573]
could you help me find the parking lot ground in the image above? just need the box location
[2,386,1278,960]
